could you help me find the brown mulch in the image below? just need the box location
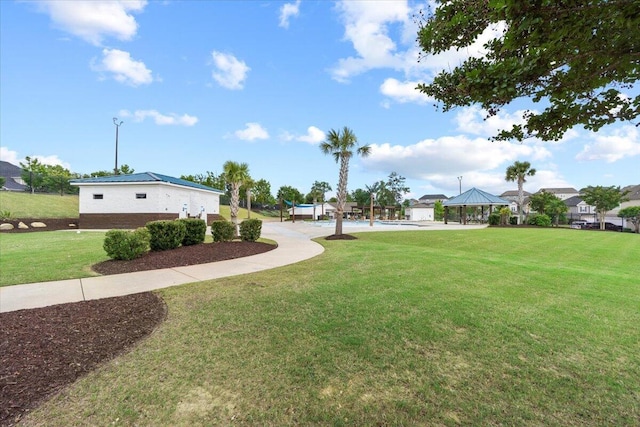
[93,241,276,275]
[0,293,166,426]
[0,240,277,426]
[325,233,358,240]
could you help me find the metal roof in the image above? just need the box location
[443,187,510,206]
[70,172,224,194]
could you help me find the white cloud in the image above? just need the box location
[379,78,432,105]
[279,0,301,29]
[233,123,269,141]
[91,48,154,86]
[297,126,325,144]
[454,106,530,137]
[365,135,550,177]
[34,0,147,46]
[0,147,20,165]
[118,109,198,126]
[330,0,505,83]
[210,51,250,90]
[575,125,640,163]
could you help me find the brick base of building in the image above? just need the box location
[79,213,223,229]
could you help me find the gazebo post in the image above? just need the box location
[463,205,467,225]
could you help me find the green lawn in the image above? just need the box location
[21,228,640,426]
[0,192,79,218]
[0,231,108,286]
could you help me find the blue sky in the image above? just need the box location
[1,0,638,200]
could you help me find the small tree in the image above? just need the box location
[580,186,629,230]
[618,206,640,233]
[222,161,251,235]
[505,161,536,225]
[434,200,444,221]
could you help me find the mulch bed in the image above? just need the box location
[325,233,357,240]
[0,238,277,426]
[93,241,276,275]
[0,293,166,426]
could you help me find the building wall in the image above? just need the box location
[76,182,221,228]
[405,207,434,221]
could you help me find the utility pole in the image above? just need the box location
[113,117,123,175]
[457,176,462,195]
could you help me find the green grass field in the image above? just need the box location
[20,228,640,426]
[0,192,79,218]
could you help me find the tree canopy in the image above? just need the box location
[580,185,629,230]
[618,206,640,233]
[417,0,639,141]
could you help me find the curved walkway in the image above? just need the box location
[0,221,486,313]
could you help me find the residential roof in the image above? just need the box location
[0,161,27,191]
[418,194,449,201]
[443,187,510,206]
[500,190,531,197]
[564,195,586,207]
[622,184,640,200]
[70,172,224,193]
[538,187,579,194]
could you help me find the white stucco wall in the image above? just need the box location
[77,182,220,216]
[405,207,434,221]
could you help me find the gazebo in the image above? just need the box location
[443,187,510,225]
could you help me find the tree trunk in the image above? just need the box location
[230,183,240,235]
[334,155,350,236]
[517,177,524,225]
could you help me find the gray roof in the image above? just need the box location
[0,161,27,191]
[70,172,224,193]
[622,184,640,200]
[443,187,510,206]
[500,190,531,197]
[564,195,585,207]
[418,194,449,201]
[538,187,579,194]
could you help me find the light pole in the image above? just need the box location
[370,193,375,227]
[113,117,123,175]
[457,176,462,195]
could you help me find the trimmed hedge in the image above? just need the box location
[103,227,150,260]
[239,219,262,242]
[179,218,207,246]
[488,213,501,226]
[528,213,552,227]
[211,220,235,242]
[146,220,186,251]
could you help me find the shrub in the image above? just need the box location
[239,219,262,242]
[509,216,518,225]
[211,220,235,242]
[0,210,14,221]
[146,220,186,251]
[529,213,552,227]
[488,213,501,226]
[179,218,206,246]
[103,228,150,260]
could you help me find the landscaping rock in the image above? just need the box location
[18,222,29,229]
[0,223,14,231]
[30,222,47,228]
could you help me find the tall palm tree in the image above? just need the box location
[320,127,371,236]
[505,160,536,225]
[222,161,250,234]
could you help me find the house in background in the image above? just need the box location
[417,194,448,204]
[499,190,532,215]
[0,161,27,192]
[537,187,580,200]
[70,172,224,229]
[564,195,596,221]
[286,202,335,220]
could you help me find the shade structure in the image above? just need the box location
[442,187,510,224]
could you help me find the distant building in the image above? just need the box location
[500,190,532,214]
[404,203,435,221]
[0,161,27,192]
[418,194,449,204]
[537,187,580,201]
[564,195,596,220]
[71,172,224,229]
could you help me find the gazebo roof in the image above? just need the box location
[443,187,510,206]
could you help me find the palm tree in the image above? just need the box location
[222,161,250,234]
[320,127,371,236]
[505,161,536,225]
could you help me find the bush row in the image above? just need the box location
[103,218,262,260]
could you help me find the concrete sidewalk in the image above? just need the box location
[0,220,485,313]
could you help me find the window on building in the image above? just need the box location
[136,193,147,199]
[93,194,103,200]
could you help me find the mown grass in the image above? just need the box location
[22,228,640,426]
[0,192,79,218]
[0,231,108,286]
[219,205,270,221]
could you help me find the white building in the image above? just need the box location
[71,172,224,229]
[404,203,435,221]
